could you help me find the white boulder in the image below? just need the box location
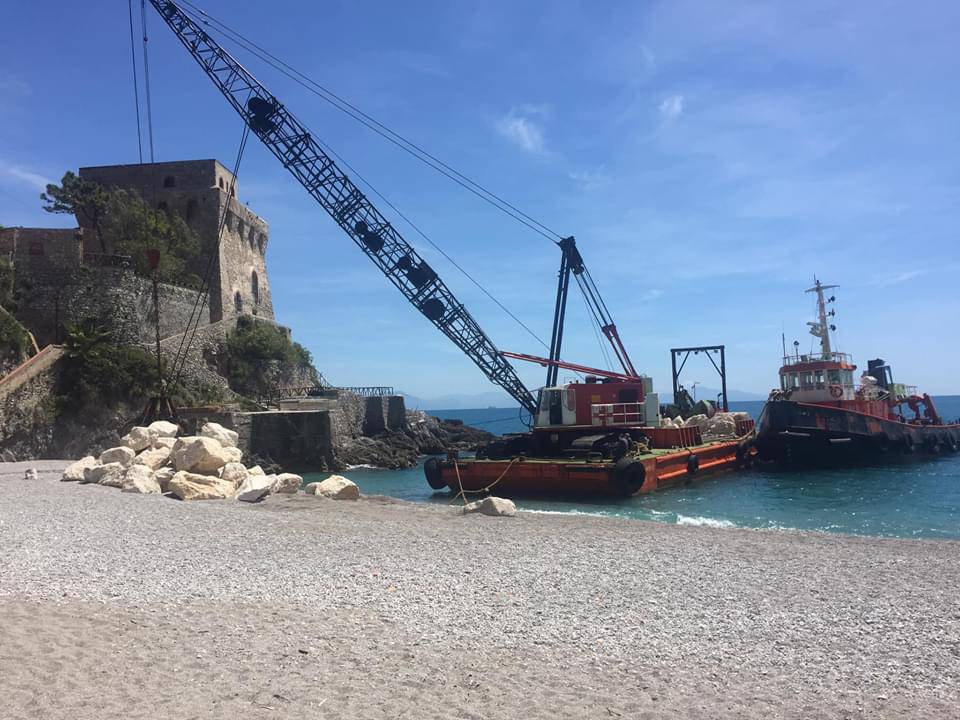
[154,467,176,493]
[234,474,274,503]
[100,446,136,467]
[147,420,179,439]
[462,496,517,517]
[153,437,176,450]
[83,462,125,485]
[171,437,231,475]
[269,473,303,495]
[121,427,153,452]
[167,471,235,501]
[220,462,248,487]
[24,467,38,481]
[200,422,239,448]
[133,445,172,471]
[122,465,161,494]
[222,446,243,464]
[247,465,265,476]
[304,475,359,500]
[61,456,97,482]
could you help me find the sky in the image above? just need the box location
[2,1,959,402]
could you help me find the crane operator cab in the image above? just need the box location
[535,377,660,430]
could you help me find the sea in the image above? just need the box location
[304,397,960,540]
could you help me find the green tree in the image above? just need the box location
[100,189,203,285]
[41,172,109,253]
[222,317,317,399]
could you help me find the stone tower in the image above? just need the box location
[78,159,274,323]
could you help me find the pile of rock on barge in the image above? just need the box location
[425,375,756,498]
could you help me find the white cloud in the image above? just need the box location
[496,108,547,154]
[659,94,684,121]
[867,269,927,287]
[568,166,608,191]
[0,161,52,191]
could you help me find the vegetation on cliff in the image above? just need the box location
[0,255,32,370]
[220,316,317,399]
[43,172,203,286]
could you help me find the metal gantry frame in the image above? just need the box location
[670,345,728,412]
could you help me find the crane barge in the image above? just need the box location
[147,0,756,498]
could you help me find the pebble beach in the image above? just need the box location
[2,460,959,719]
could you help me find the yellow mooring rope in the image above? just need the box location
[450,457,520,505]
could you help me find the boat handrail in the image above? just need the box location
[781,351,853,367]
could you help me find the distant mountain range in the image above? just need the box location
[402,385,765,411]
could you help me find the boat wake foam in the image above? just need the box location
[676,515,737,529]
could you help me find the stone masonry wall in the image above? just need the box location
[13,263,205,348]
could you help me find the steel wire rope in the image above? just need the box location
[128,0,144,163]
[170,125,251,386]
[177,0,563,243]
[140,1,156,162]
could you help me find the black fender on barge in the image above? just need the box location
[755,400,960,466]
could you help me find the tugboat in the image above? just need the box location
[756,279,960,465]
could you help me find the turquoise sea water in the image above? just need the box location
[304,397,960,539]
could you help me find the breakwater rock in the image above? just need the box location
[335,411,494,470]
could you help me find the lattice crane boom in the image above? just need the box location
[148,0,538,414]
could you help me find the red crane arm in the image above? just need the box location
[500,350,641,383]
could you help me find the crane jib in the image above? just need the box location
[149,0,538,414]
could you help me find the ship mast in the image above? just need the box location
[805,279,838,358]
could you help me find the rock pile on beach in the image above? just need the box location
[59,420,359,503]
[661,410,752,439]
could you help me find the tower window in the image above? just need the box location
[251,270,259,305]
[234,291,243,312]
[163,176,175,188]
[218,177,225,190]
[231,186,235,197]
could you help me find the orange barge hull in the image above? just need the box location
[429,439,752,498]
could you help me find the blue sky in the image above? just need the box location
[2,1,959,400]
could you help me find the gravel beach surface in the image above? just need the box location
[2,461,959,719]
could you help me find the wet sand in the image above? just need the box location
[2,461,958,719]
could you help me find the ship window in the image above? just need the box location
[800,372,813,388]
[828,370,841,384]
[792,374,800,389]
[842,370,854,386]
[815,371,824,388]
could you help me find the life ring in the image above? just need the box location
[686,454,700,475]
[423,456,447,490]
[828,385,843,399]
[611,458,646,496]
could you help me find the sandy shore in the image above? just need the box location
[1,461,958,719]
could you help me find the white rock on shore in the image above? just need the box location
[304,475,359,500]
[121,427,153,452]
[200,422,239,449]
[167,471,235,501]
[148,420,179,439]
[462,496,517,517]
[100,446,136,468]
[61,456,96,482]
[134,446,172,471]
[154,467,176,493]
[269,473,303,495]
[122,465,161,494]
[171,437,232,475]
[83,462,124,485]
[220,462,248,487]
[234,474,274,503]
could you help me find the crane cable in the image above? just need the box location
[170,124,251,387]
[127,0,144,163]
[177,0,563,244]
[140,1,156,163]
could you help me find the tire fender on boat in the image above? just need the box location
[424,456,447,490]
[902,434,916,454]
[611,458,646,496]
[686,454,700,475]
